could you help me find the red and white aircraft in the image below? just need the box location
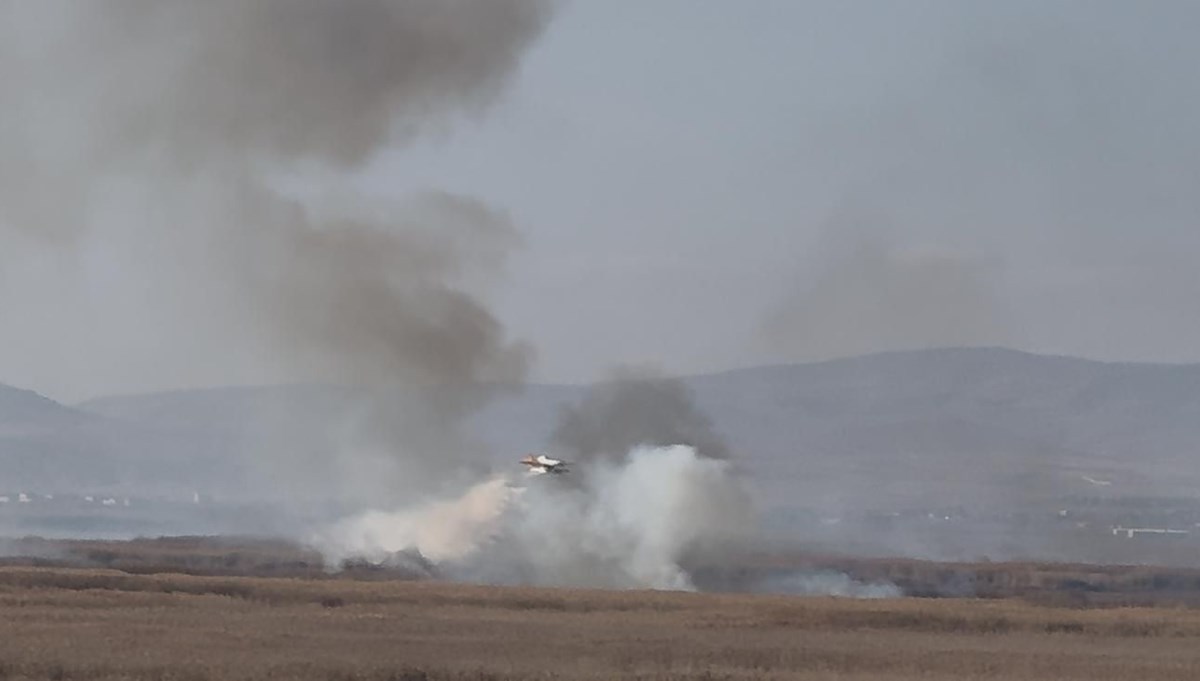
[519,453,569,475]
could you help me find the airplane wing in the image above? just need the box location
[518,453,570,474]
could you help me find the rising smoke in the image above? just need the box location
[474,444,752,590]
[319,444,755,591]
[0,1,890,597]
[551,367,731,463]
[0,2,768,593]
[0,1,549,502]
[318,369,754,591]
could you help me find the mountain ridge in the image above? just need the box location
[2,347,1199,508]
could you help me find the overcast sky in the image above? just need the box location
[364,0,1200,380]
[3,0,1200,401]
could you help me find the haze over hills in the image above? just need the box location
[683,347,1200,507]
[0,382,210,496]
[4,347,1200,541]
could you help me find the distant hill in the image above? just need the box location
[6,347,1200,511]
[0,383,81,428]
[680,348,1200,508]
[0,383,128,491]
[0,382,232,496]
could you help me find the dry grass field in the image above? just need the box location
[0,567,1199,680]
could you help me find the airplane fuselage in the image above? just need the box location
[520,453,568,474]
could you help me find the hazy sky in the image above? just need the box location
[3,0,1200,401]
[364,0,1200,381]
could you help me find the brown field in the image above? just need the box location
[1,566,1200,680]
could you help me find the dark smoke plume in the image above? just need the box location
[0,1,552,502]
[0,0,551,236]
[551,367,731,463]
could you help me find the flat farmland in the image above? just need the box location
[0,568,1198,680]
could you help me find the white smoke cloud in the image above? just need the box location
[503,444,753,590]
[314,444,754,591]
[315,476,520,565]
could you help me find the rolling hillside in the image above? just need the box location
[4,347,1199,511]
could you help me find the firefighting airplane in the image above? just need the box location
[519,453,569,475]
